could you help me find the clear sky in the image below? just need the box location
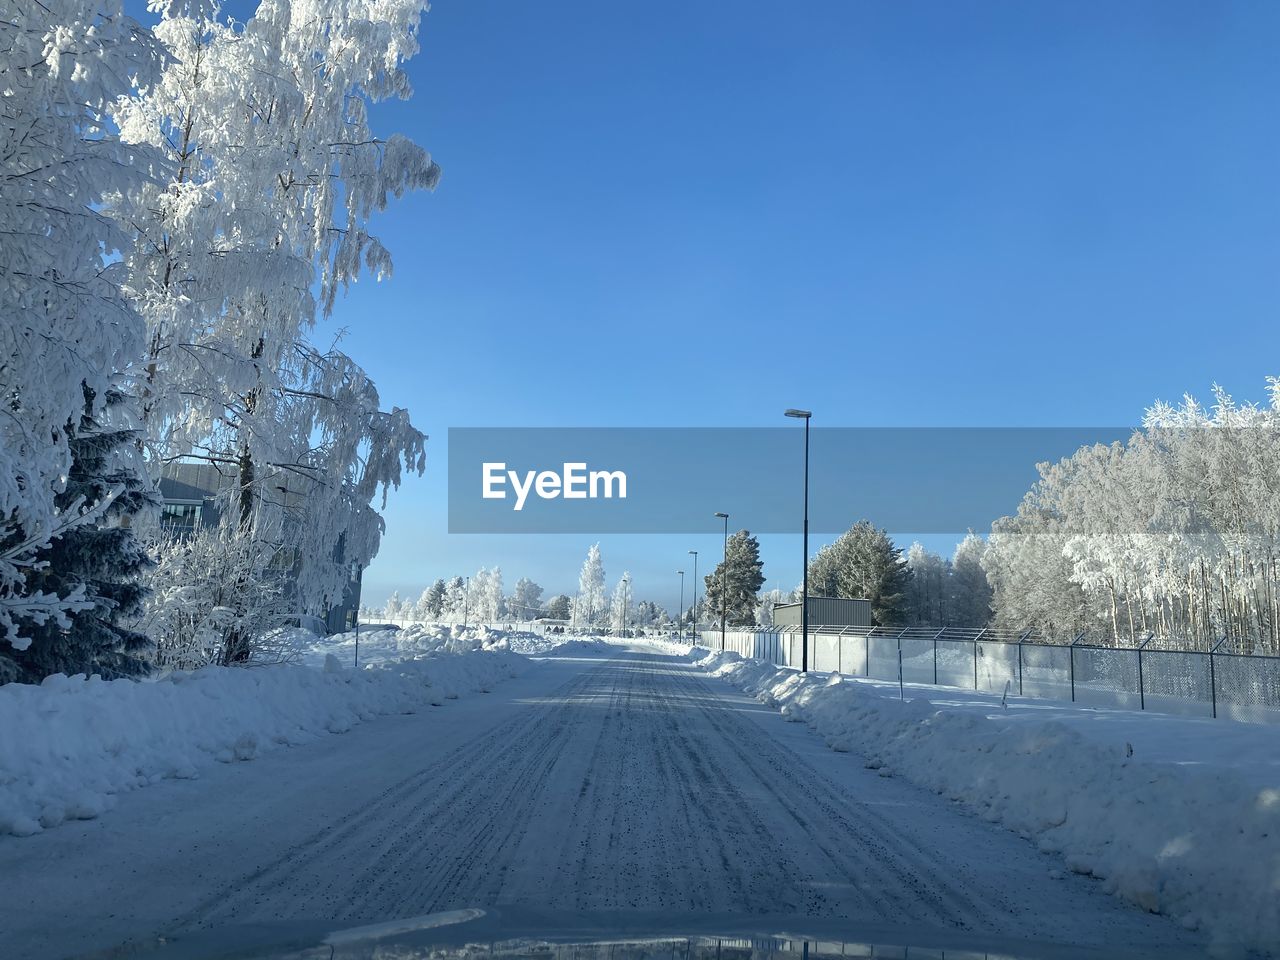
[164,1,1280,610]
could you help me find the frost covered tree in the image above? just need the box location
[441,576,465,622]
[465,568,503,623]
[983,380,1280,650]
[510,577,544,620]
[755,588,789,627]
[137,515,291,668]
[545,594,571,620]
[949,533,993,627]
[423,579,446,620]
[411,586,434,621]
[1,388,157,682]
[610,573,632,635]
[704,530,765,626]
[109,0,435,641]
[808,521,909,626]
[0,0,162,652]
[904,543,949,625]
[385,591,404,619]
[576,543,605,628]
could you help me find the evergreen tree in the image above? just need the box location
[808,520,909,626]
[1,387,156,682]
[704,530,766,626]
[905,542,950,625]
[950,533,993,626]
[545,594,571,620]
[424,579,447,619]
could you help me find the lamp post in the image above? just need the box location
[688,550,698,642]
[463,575,470,630]
[620,576,630,637]
[714,512,729,651]
[677,570,685,639]
[785,409,812,672]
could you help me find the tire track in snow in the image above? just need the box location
[168,649,1197,955]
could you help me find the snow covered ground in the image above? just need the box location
[0,626,603,839]
[296,622,613,666]
[690,647,1279,953]
[1,643,1212,960]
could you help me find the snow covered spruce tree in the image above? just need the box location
[426,579,447,619]
[109,0,437,652]
[545,594,572,620]
[902,535,993,628]
[0,1,162,657]
[949,532,993,626]
[1,388,157,682]
[703,530,765,626]
[808,520,909,626]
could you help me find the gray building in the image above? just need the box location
[772,596,874,629]
[158,462,360,634]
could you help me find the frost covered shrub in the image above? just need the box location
[136,517,292,670]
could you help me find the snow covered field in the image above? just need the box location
[0,626,594,839]
[691,647,1279,952]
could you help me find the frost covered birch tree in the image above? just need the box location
[575,543,605,628]
[984,381,1280,652]
[108,0,436,636]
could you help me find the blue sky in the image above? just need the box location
[152,1,1280,610]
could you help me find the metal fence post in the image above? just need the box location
[1068,630,1086,702]
[1137,633,1153,711]
[932,627,945,686]
[1209,637,1227,719]
[972,627,988,690]
[1016,628,1032,697]
[898,647,905,700]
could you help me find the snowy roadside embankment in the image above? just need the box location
[0,648,528,839]
[297,623,613,666]
[692,649,1280,953]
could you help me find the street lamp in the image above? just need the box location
[714,512,729,651]
[688,550,698,642]
[677,570,685,639]
[620,576,630,637]
[785,409,812,672]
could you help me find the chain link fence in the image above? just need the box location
[697,624,1280,724]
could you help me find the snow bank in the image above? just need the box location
[298,623,613,666]
[0,649,527,839]
[693,649,1280,953]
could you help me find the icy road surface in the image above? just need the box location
[1,646,1200,958]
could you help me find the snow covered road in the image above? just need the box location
[1,646,1202,958]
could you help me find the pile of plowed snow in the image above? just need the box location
[692,648,1280,953]
[299,624,613,665]
[0,648,526,838]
